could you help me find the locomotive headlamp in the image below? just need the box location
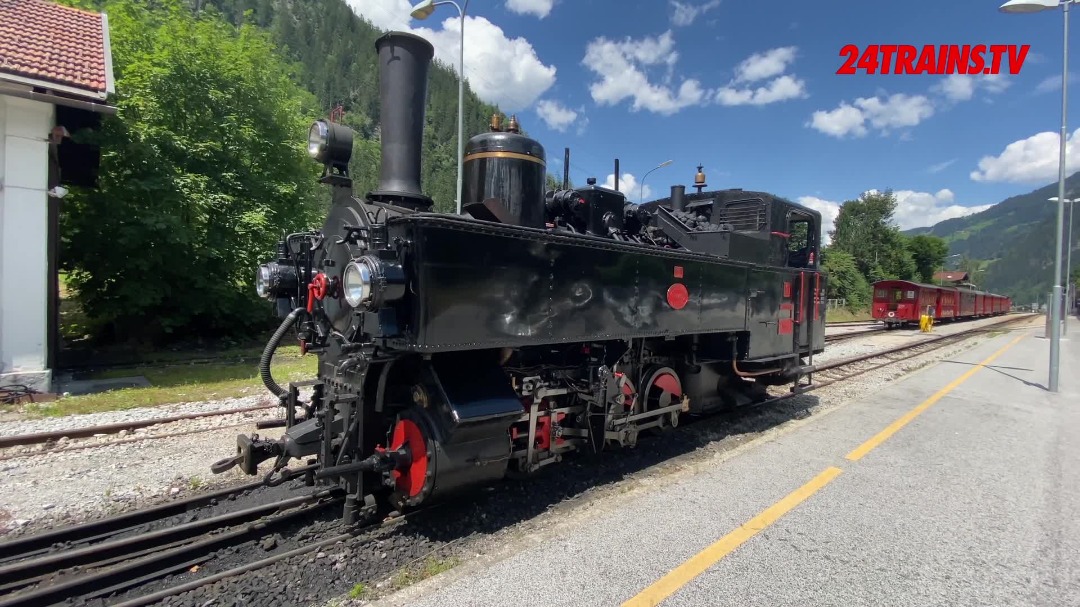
[256,262,299,300]
[256,264,271,299]
[342,260,373,308]
[307,119,354,172]
[341,256,407,310]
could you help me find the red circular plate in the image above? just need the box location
[667,283,689,310]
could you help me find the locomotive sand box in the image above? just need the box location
[212,31,829,523]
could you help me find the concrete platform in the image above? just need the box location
[371,318,1080,607]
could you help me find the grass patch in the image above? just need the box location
[17,351,317,418]
[391,556,461,589]
[825,308,873,322]
[348,583,369,600]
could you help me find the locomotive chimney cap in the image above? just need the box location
[507,114,520,133]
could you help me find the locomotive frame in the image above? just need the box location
[211,31,829,523]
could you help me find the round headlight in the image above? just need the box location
[256,264,271,299]
[308,121,329,161]
[342,260,372,308]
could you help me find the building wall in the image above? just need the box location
[0,95,55,391]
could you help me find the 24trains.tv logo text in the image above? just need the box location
[837,44,1030,75]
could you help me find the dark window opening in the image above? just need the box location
[785,211,817,268]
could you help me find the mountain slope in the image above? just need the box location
[203,0,512,212]
[901,172,1080,304]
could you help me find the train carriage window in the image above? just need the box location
[785,210,818,268]
[874,288,887,298]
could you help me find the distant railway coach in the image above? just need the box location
[871,279,1011,328]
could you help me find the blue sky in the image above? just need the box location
[347,0,1080,236]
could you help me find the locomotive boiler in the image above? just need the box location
[212,31,828,523]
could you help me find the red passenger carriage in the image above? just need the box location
[870,279,1011,328]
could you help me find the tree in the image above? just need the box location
[829,189,917,283]
[957,255,988,289]
[905,234,950,283]
[820,247,871,310]
[60,0,323,343]
[546,173,576,191]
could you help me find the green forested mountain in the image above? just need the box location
[201,0,514,212]
[902,171,1080,305]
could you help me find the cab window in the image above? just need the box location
[786,211,818,268]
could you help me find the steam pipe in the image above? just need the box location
[563,147,570,190]
[613,158,620,192]
[260,307,305,401]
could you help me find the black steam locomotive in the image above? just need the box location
[212,31,827,523]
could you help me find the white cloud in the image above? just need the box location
[970,128,1080,183]
[714,47,806,106]
[797,196,840,245]
[928,158,957,174]
[347,0,410,30]
[891,189,992,230]
[807,93,934,138]
[583,37,805,113]
[347,0,556,111]
[582,30,707,115]
[670,0,721,27]
[809,72,1008,140]
[603,172,651,202]
[1035,72,1079,94]
[931,73,1011,102]
[715,74,806,106]
[807,103,867,138]
[732,46,797,83]
[800,189,993,242]
[535,99,578,132]
[506,0,554,18]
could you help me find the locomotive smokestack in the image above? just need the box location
[671,185,686,211]
[371,31,435,210]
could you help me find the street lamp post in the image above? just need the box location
[410,0,469,215]
[1050,196,1078,325]
[938,253,963,285]
[999,0,1077,393]
[639,160,674,203]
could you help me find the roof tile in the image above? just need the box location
[0,0,109,94]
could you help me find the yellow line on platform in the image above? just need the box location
[621,466,843,607]
[845,332,1027,462]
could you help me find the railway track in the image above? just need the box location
[0,315,1020,457]
[823,327,882,342]
[778,313,1036,404]
[0,314,1037,607]
[0,465,331,607]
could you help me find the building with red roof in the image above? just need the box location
[0,0,115,393]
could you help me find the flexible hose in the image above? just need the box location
[261,307,305,400]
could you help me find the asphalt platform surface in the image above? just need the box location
[371,319,1080,607]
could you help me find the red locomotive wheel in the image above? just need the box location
[639,366,683,424]
[389,418,429,498]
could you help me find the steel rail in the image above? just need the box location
[0,403,277,448]
[0,464,315,564]
[0,493,342,607]
[0,488,336,587]
[105,504,435,607]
